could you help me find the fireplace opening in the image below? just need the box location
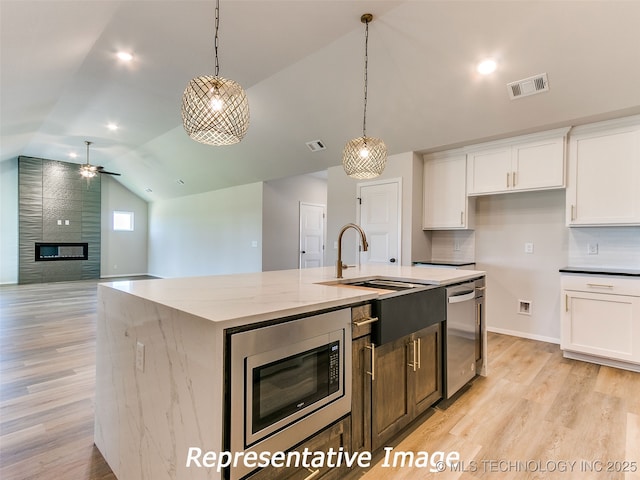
[35,242,89,261]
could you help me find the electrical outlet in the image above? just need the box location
[587,243,599,255]
[136,341,145,372]
[333,241,338,249]
[251,240,258,248]
[524,242,534,254]
[453,241,461,252]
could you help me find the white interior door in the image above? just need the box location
[299,203,325,268]
[357,179,401,265]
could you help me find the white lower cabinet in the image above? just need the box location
[561,274,640,370]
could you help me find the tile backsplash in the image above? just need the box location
[568,227,640,269]
[430,230,476,263]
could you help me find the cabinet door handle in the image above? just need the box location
[408,340,417,371]
[477,303,481,326]
[460,211,464,225]
[352,316,379,327]
[303,468,321,480]
[506,172,510,188]
[365,343,375,380]
[565,294,568,312]
[570,205,575,221]
[512,171,516,186]
[416,338,421,370]
[587,283,614,289]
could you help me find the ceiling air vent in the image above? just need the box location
[305,140,326,152]
[507,73,549,100]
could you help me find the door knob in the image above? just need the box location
[389,258,396,263]
[301,250,306,254]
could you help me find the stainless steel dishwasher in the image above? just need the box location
[445,281,477,398]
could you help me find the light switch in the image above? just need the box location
[65,220,70,225]
[57,220,62,225]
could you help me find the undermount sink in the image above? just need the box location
[342,279,423,291]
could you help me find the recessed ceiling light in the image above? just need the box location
[117,51,133,62]
[477,59,497,75]
[107,123,119,131]
[69,152,78,159]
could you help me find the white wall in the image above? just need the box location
[326,152,430,267]
[262,173,327,272]
[0,158,18,284]
[148,182,263,278]
[101,176,149,277]
[475,189,568,343]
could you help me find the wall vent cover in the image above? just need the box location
[305,140,326,152]
[507,73,549,100]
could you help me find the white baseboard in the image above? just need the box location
[487,326,560,345]
[99,273,151,279]
[563,350,640,373]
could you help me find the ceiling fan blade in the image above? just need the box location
[96,166,121,176]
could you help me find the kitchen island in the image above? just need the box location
[94,264,485,480]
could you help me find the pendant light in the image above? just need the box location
[181,0,249,146]
[342,13,387,179]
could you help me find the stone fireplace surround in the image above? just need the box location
[18,156,101,284]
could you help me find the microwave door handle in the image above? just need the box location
[448,291,476,304]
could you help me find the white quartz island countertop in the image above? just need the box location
[95,264,485,480]
[101,264,485,328]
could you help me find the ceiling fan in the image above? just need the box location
[79,141,121,178]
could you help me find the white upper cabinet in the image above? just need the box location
[423,150,474,230]
[466,128,570,196]
[566,115,640,226]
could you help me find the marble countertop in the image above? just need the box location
[559,266,640,277]
[100,265,484,326]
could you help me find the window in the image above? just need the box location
[113,211,134,231]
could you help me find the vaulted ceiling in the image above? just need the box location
[2,1,639,201]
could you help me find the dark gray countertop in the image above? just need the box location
[559,266,640,277]
[413,260,476,267]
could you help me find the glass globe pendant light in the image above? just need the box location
[181,0,249,146]
[343,13,387,179]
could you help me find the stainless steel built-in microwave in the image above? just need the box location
[229,308,352,480]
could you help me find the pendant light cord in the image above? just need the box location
[214,0,220,76]
[362,18,369,139]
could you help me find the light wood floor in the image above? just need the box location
[1,279,639,480]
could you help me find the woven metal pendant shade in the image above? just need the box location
[342,136,387,179]
[181,75,250,146]
[342,13,387,179]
